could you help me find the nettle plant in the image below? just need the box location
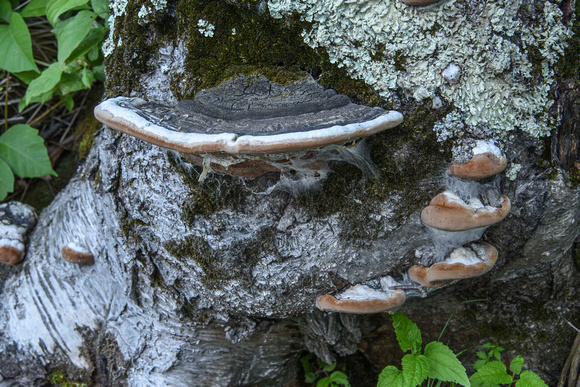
[0,0,108,199]
[378,312,548,387]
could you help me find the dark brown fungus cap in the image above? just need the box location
[94,76,403,178]
[421,191,511,231]
[61,243,94,265]
[408,242,498,288]
[316,276,406,314]
[0,201,37,266]
[449,152,507,180]
[401,0,441,5]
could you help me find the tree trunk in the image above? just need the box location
[1,1,579,385]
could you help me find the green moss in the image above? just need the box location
[105,0,176,97]
[164,229,271,288]
[557,5,580,82]
[49,371,86,387]
[297,106,452,242]
[526,44,544,78]
[75,116,102,160]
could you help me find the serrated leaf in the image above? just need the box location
[327,371,350,387]
[0,13,39,73]
[20,0,48,17]
[470,361,513,384]
[476,351,487,360]
[510,356,524,375]
[473,359,487,371]
[401,354,429,386]
[515,370,548,387]
[377,366,407,387]
[46,0,88,25]
[0,157,15,200]
[0,124,57,178]
[424,341,470,387]
[53,10,96,63]
[392,312,422,354]
[24,62,64,106]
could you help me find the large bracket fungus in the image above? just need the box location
[94,76,403,178]
[408,242,498,288]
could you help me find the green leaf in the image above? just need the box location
[53,10,96,63]
[60,92,74,110]
[424,341,470,387]
[401,354,429,387]
[510,356,524,375]
[20,0,48,17]
[300,354,312,375]
[473,359,487,371]
[90,0,108,17]
[476,351,487,360]
[93,64,105,81]
[392,312,422,354]
[377,366,407,387]
[305,372,317,384]
[59,70,87,95]
[327,371,350,387]
[46,0,89,25]
[0,124,56,177]
[515,371,548,387]
[0,13,39,73]
[470,361,513,384]
[0,0,12,23]
[0,157,15,200]
[318,360,336,372]
[24,62,64,106]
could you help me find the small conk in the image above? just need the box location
[408,242,498,288]
[0,201,37,266]
[61,242,94,265]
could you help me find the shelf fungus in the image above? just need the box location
[449,141,507,180]
[316,276,406,314]
[61,243,94,265]
[408,242,498,288]
[0,202,37,266]
[421,190,511,231]
[94,76,403,178]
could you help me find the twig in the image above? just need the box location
[60,92,89,143]
[29,101,63,126]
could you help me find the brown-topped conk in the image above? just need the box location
[421,190,511,231]
[408,242,498,288]
[61,243,94,265]
[449,140,507,180]
[0,201,37,266]
[316,276,406,314]
[94,75,403,178]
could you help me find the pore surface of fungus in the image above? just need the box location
[408,242,498,287]
[421,190,511,231]
[0,202,37,266]
[449,140,507,179]
[316,276,406,314]
[94,76,403,177]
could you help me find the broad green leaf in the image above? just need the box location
[377,366,407,387]
[46,0,88,25]
[510,356,524,375]
[60,92,74,110]
[470,361,512,384]
[471,380,500,387]
[66,22,106,63]
[53,10,96,63]
[0,0,12,22]
[0,124,56,177]
[14,70,40,84]
[0,13,39,73]
[24,62,64,106]
[401,354,429,387]
[59,71,88,95]
[20,0,48,17]
[424,341,470,387]
[93,65,105,81]
[0,157,15,200]
[81,68,94,88]
[90,0,108,16]
[515,371,548,387]
[392,312,422,354]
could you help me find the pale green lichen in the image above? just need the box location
[267,0,572,138]
[506,163,522,181]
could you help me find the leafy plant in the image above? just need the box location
[300,353,351,387]
[377,312,470,387]
[470,342,548,387]
[0,0,109,199]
